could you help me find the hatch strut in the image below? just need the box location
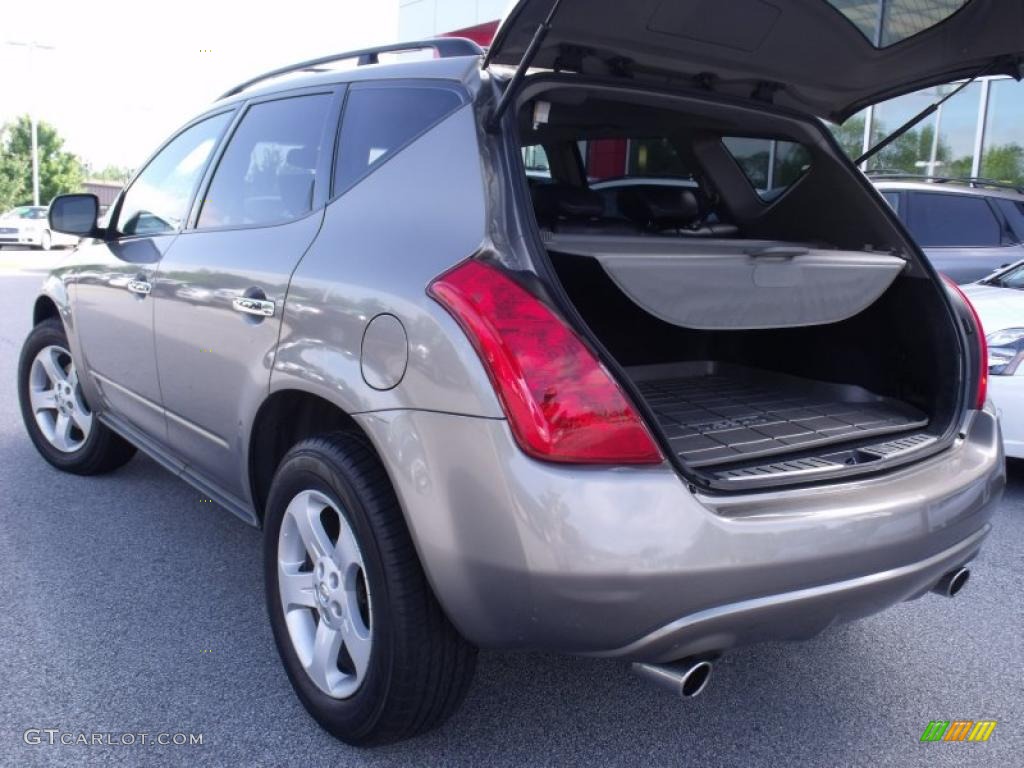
[486,0,565,132]
[856,61,1000,167]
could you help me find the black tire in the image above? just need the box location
[17,318,136,474]
[264,432,477,746]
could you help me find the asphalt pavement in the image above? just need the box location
[0,254,1021,768]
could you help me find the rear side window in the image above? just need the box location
[907,193,1002,247]
[333,85,463,194]
[994,199,1024,243]
[722,138,811,201]
[198,93,333,229]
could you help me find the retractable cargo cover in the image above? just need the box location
[547,235,905,330]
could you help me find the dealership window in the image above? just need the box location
[866,89,936,173]
[523,145,551,178]
[723,138,811,200]
[981,78,1024,185]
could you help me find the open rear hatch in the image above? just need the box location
[487,0,1024,123]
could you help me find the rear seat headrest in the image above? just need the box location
[617,186,701,229]
[532,184,605,227]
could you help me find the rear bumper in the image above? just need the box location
[355,404,1004,660]
[990,375,1024,459]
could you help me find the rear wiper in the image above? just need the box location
[857,61,1001,167]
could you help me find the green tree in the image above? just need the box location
[981,144,1024,184]
[829,115,866,161]
[0,115,84,206]
[0,149,29,211]
[82,162,134,183]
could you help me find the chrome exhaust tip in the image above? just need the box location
[932,567,970,597]
[632,658,714,699]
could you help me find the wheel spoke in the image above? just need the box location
[39,348,68,386]
[284,493,333,560]
[340,607,372,680]
[68,368,79,390]
[30,387,57,413]
[52,412,74,451]
[333,529,362,571]
[278,563,317,609]
[307,621,343,692]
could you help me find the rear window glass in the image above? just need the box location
[907,192,1002,247]
[523,145,551,179]
[723,138,811,201]
[334,85,463,194]
[580,137,692,183]
[826,0,969,47]
[994,199,1024,242]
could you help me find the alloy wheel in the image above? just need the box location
[28,344,92,453]
[277,489,373,699]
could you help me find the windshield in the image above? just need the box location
[827,0,971,47]
[987,262,1024,289]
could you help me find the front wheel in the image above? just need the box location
[17,318,136,474]
[39,230,52,251]
[264,432,477,746]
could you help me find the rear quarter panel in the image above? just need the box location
[271,101,503,418]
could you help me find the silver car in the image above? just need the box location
[17,0,1015,746]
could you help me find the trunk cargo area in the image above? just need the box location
[547,243,961,488]
[631,362,928,468]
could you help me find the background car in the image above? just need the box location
[0,205,80,250]
[869,174,1024,284]
[963,259,1024,459]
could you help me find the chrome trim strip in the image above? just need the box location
[164,407,231,450]
[90,371,163,413]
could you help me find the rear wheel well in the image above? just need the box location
[249,390,376,523]
[33,296,60,326]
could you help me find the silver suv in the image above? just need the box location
[18,1,1016,746]
[870,174,1024,283]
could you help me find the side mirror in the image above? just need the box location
[49,194,100,236]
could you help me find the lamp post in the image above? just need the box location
[4,40,56,206]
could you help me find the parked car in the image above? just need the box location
[0,205,80,250]
[870,175,1024,283]
[963,260,1024,459]
[17,0,1016,746]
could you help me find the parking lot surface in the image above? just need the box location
[0,268,1021,768]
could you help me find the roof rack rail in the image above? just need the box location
[864,170,1024,195]
[218,37,484,100]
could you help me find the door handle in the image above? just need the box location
[232,296,275,318]
[126,278,152,296]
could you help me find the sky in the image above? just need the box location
[0,0,400,172]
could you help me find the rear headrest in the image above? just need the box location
[286,146,317,170]
[532,184,604,227]
[617,186,701,229]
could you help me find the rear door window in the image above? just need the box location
[333,84,464,194]
[906,192,1003,247]
[197,93,333,229]
[723,138,811,201]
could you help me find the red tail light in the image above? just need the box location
[944,276,988,409]
[429,259,663,464]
